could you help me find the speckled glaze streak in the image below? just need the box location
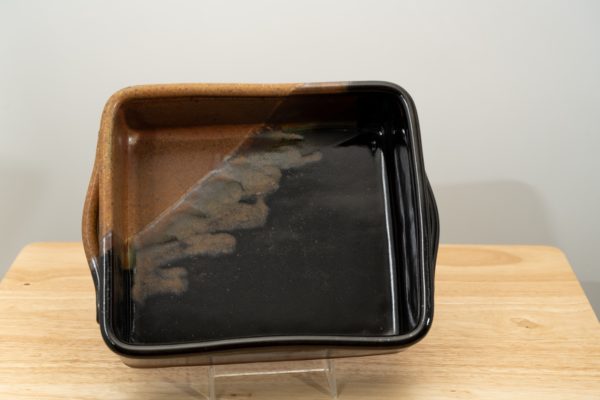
[82,82,439,367]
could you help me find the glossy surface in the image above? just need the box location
[83,82,439,364]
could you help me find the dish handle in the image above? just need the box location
[82,156,100,298]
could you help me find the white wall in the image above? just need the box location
[1,0,599,316]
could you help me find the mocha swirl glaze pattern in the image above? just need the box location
[130,130,322,303]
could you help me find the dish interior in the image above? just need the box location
[106,90,422,345]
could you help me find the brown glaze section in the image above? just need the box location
[96,84,296,252]
[124,123,263,239]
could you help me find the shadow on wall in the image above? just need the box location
[0,162,45,277]
[433,180,557,245]
[581,282,600,321]
[434,180,600,321]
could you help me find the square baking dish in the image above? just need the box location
[82,82,439,367]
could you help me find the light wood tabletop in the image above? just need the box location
[0,243,598,399]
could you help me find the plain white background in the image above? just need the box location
[1,0,599,316]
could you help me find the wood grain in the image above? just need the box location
[0,243,598,399]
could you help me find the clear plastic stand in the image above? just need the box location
[206,358,337,400]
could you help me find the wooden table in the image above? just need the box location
[0,243,598,399]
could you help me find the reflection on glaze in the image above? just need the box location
[131,130,322,302]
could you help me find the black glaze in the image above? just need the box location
[95,82,439,359]
[134,130,396,344]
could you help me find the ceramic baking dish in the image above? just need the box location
[82,81,439,367]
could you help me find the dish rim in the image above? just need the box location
[91,81,433,356]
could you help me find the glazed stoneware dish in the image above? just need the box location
[82,82,439,367]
